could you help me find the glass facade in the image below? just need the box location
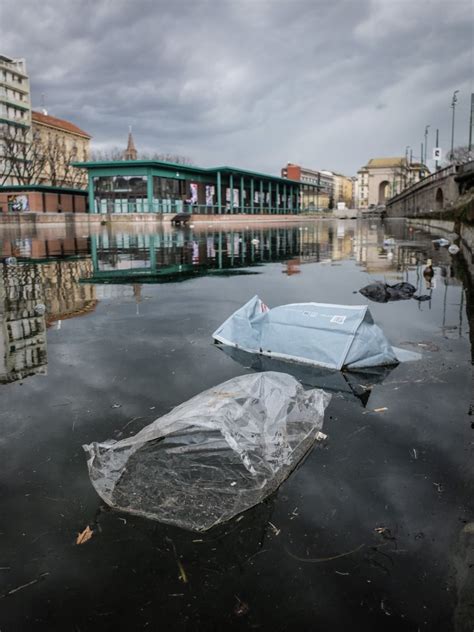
[93,176,148,213]
[86,165,319,215]
[152,176,185,213]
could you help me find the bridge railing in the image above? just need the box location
[456,160,474,177]
[387,164,458,205]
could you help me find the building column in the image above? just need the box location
[218,232,223,268]
[149,234,156,270]
[217,171,222,214]
[250,178,255,214]
[90,235,98,269]
[147,169,154,213]
[259,180,263,214]
[283,184,287,213]
[268,181,272,214]
[229,174,234,213]
[240,176,244,214]
[276,183,280,214]
[88,176,95,213]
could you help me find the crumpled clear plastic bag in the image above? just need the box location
[83,372,331,532]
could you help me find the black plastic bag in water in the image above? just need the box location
[359,282,429,303]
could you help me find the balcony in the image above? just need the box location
[0,59,28,77]
[0,95,30,111]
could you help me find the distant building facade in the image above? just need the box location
[281,163,332,209]
[323,171,354,207]
[32,111,91,188]
[0,54,32,185]
[357,157,429,208]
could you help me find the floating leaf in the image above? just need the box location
[76,525,93,545]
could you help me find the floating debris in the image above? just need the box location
[76,525,93,545]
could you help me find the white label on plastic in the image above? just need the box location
[330,315,346,324]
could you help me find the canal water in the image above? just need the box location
[0,219,472,631]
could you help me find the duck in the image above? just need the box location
[423,259,434,287]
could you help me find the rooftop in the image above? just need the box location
[0,184,87,194]
[366,157,407,168]
[73,159,314,187]
[32,111,91,139]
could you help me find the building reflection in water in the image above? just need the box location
[86,223,356,284]
[0,263,47,383]
[0,234,96,384]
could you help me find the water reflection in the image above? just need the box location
[0,263,47,383]
[0,240,96,382]
[81,220,468,286]
[87,225,324,284]
[0,219,472,387]
[218,345,396,407]
[0,219,472,630]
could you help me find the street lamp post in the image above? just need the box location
[424,125,430,164]
[450,90,459,162]
[469,93,474,158]
[435,128,440,170]
[405,146,411,185]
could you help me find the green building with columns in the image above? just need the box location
[73,159,321,215]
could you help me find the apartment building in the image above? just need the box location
[32,110,91,188]
[0,54,32,185]
[281,163,331,209]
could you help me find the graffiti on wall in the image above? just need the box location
[8,195,30,212]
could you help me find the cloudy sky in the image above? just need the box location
[1,0,473,175]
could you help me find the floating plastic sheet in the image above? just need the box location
[213,295,419,371]
[83,372,331,532]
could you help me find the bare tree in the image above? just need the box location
[0,125,47,186]
[446,145,472,165]
[140,152,194,165]
[43,135,87,188]
[0,125,87,188]
[89,148,194,165]
[390,162,409,197]
[89,147,124,162]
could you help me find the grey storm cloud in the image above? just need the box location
[1,0,473,174]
